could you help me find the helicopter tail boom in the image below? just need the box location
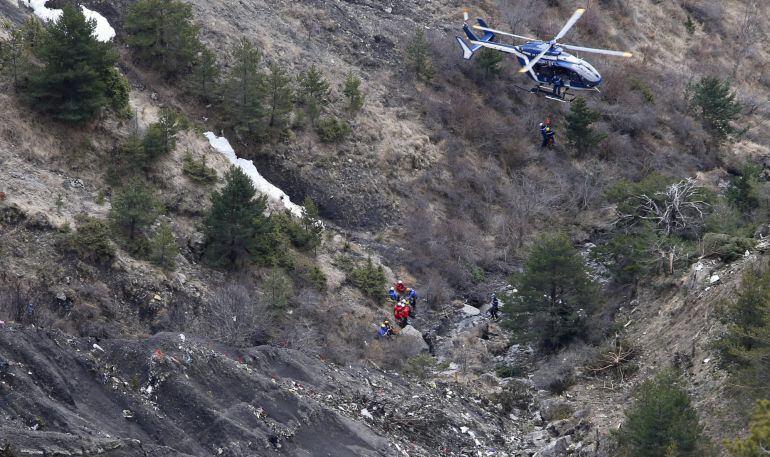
[457,20,495,60]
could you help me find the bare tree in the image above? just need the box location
[197,283,273,347]
[616,178,710,237]
[732,1,763,79]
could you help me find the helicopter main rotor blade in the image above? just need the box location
[471,25,537,42]
[553,8,585,41]
[519,46,550,73]
[560,44,632,57]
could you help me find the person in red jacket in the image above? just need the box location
[400,302,411,328]
[395,280,407,295]
[394,301,404,326]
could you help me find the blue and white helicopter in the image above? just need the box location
[456,8,632,102]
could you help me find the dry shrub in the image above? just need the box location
[364,335,423,370]
[683,0,725,35]
[196,283,273,347]
[493,379,533,414]
[533,343,597,395]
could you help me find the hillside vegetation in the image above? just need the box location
[1,0,770,455]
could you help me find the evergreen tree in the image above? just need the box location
[265,62,294,140]
[109,178,160,242]
[223,39,266,139]
[297,64,330,125]
[686,77,741,142]
[0,18,38,87]
[263,267,293,309]
[713,266,770,401]
[342,72,365,113]
[125,0,201,79]
[300,196,323,255]
[565,97,605,155]
[142,109,180,160]
[514,233,598,352]
[189,47,219,101]
[149,221,179,270]
[726,400,770,456]
[110,131,145,179]
[26,5,118,122]
[203,167,273,269]
[614,369,707,457]
[476,48,503,78]
[104,67,131,118]
[405,29,434,81]
[349,256,386,301]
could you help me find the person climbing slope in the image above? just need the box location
[400,301,411,328]
[489,293,500,320]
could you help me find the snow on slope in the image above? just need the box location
[24,1,116,42]
[204,132,304,217]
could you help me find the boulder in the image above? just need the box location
[536,436,571,457]
[478,372,499,387]
[399,325,429,352]
[461,304,480,316]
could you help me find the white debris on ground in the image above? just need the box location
[24,1,116,42]
[203,132,304,217]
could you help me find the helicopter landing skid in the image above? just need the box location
[533,84,575,103]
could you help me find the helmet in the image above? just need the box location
[389,287,394,291]
[406,288,412,292]
[539,123,544,128]
[384,319,390,324]
[381,324,386,328]
[397,280,403,284]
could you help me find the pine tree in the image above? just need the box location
[566,97,606,155]
[26,4,118,122]
[142,109,179,160]
[476,48,503,78]
[514,233,598,352]
[614,369,707,457]
[265,62,294,140]
[223,39,266,139]
[349,256,386,301]
[189,47,219,101]
[726,400,770,456]
[263,267,293,310]
[405,29,434,81]
[203,167,273,269]
[342,72,365,113]
[109,178,160,242]
[125,0,201,79]
[713,266,770,401]
[300,196,323,255]
[297,64,330,125]
[1,17,44,88]
[686,77,741,142]
[149,221,179,270]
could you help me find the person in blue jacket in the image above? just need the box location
[406,287,417,317]
[388,287,400,302]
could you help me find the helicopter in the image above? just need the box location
[455,8,632,102]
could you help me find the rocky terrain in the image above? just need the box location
[2,0,770,455]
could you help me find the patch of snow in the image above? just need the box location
[24,1,115,42]
[203,132,303,217]
[360,408,373,420]
[81,6,116,42]
[709,274,720,284]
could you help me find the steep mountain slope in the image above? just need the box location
[2,0,770,456]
